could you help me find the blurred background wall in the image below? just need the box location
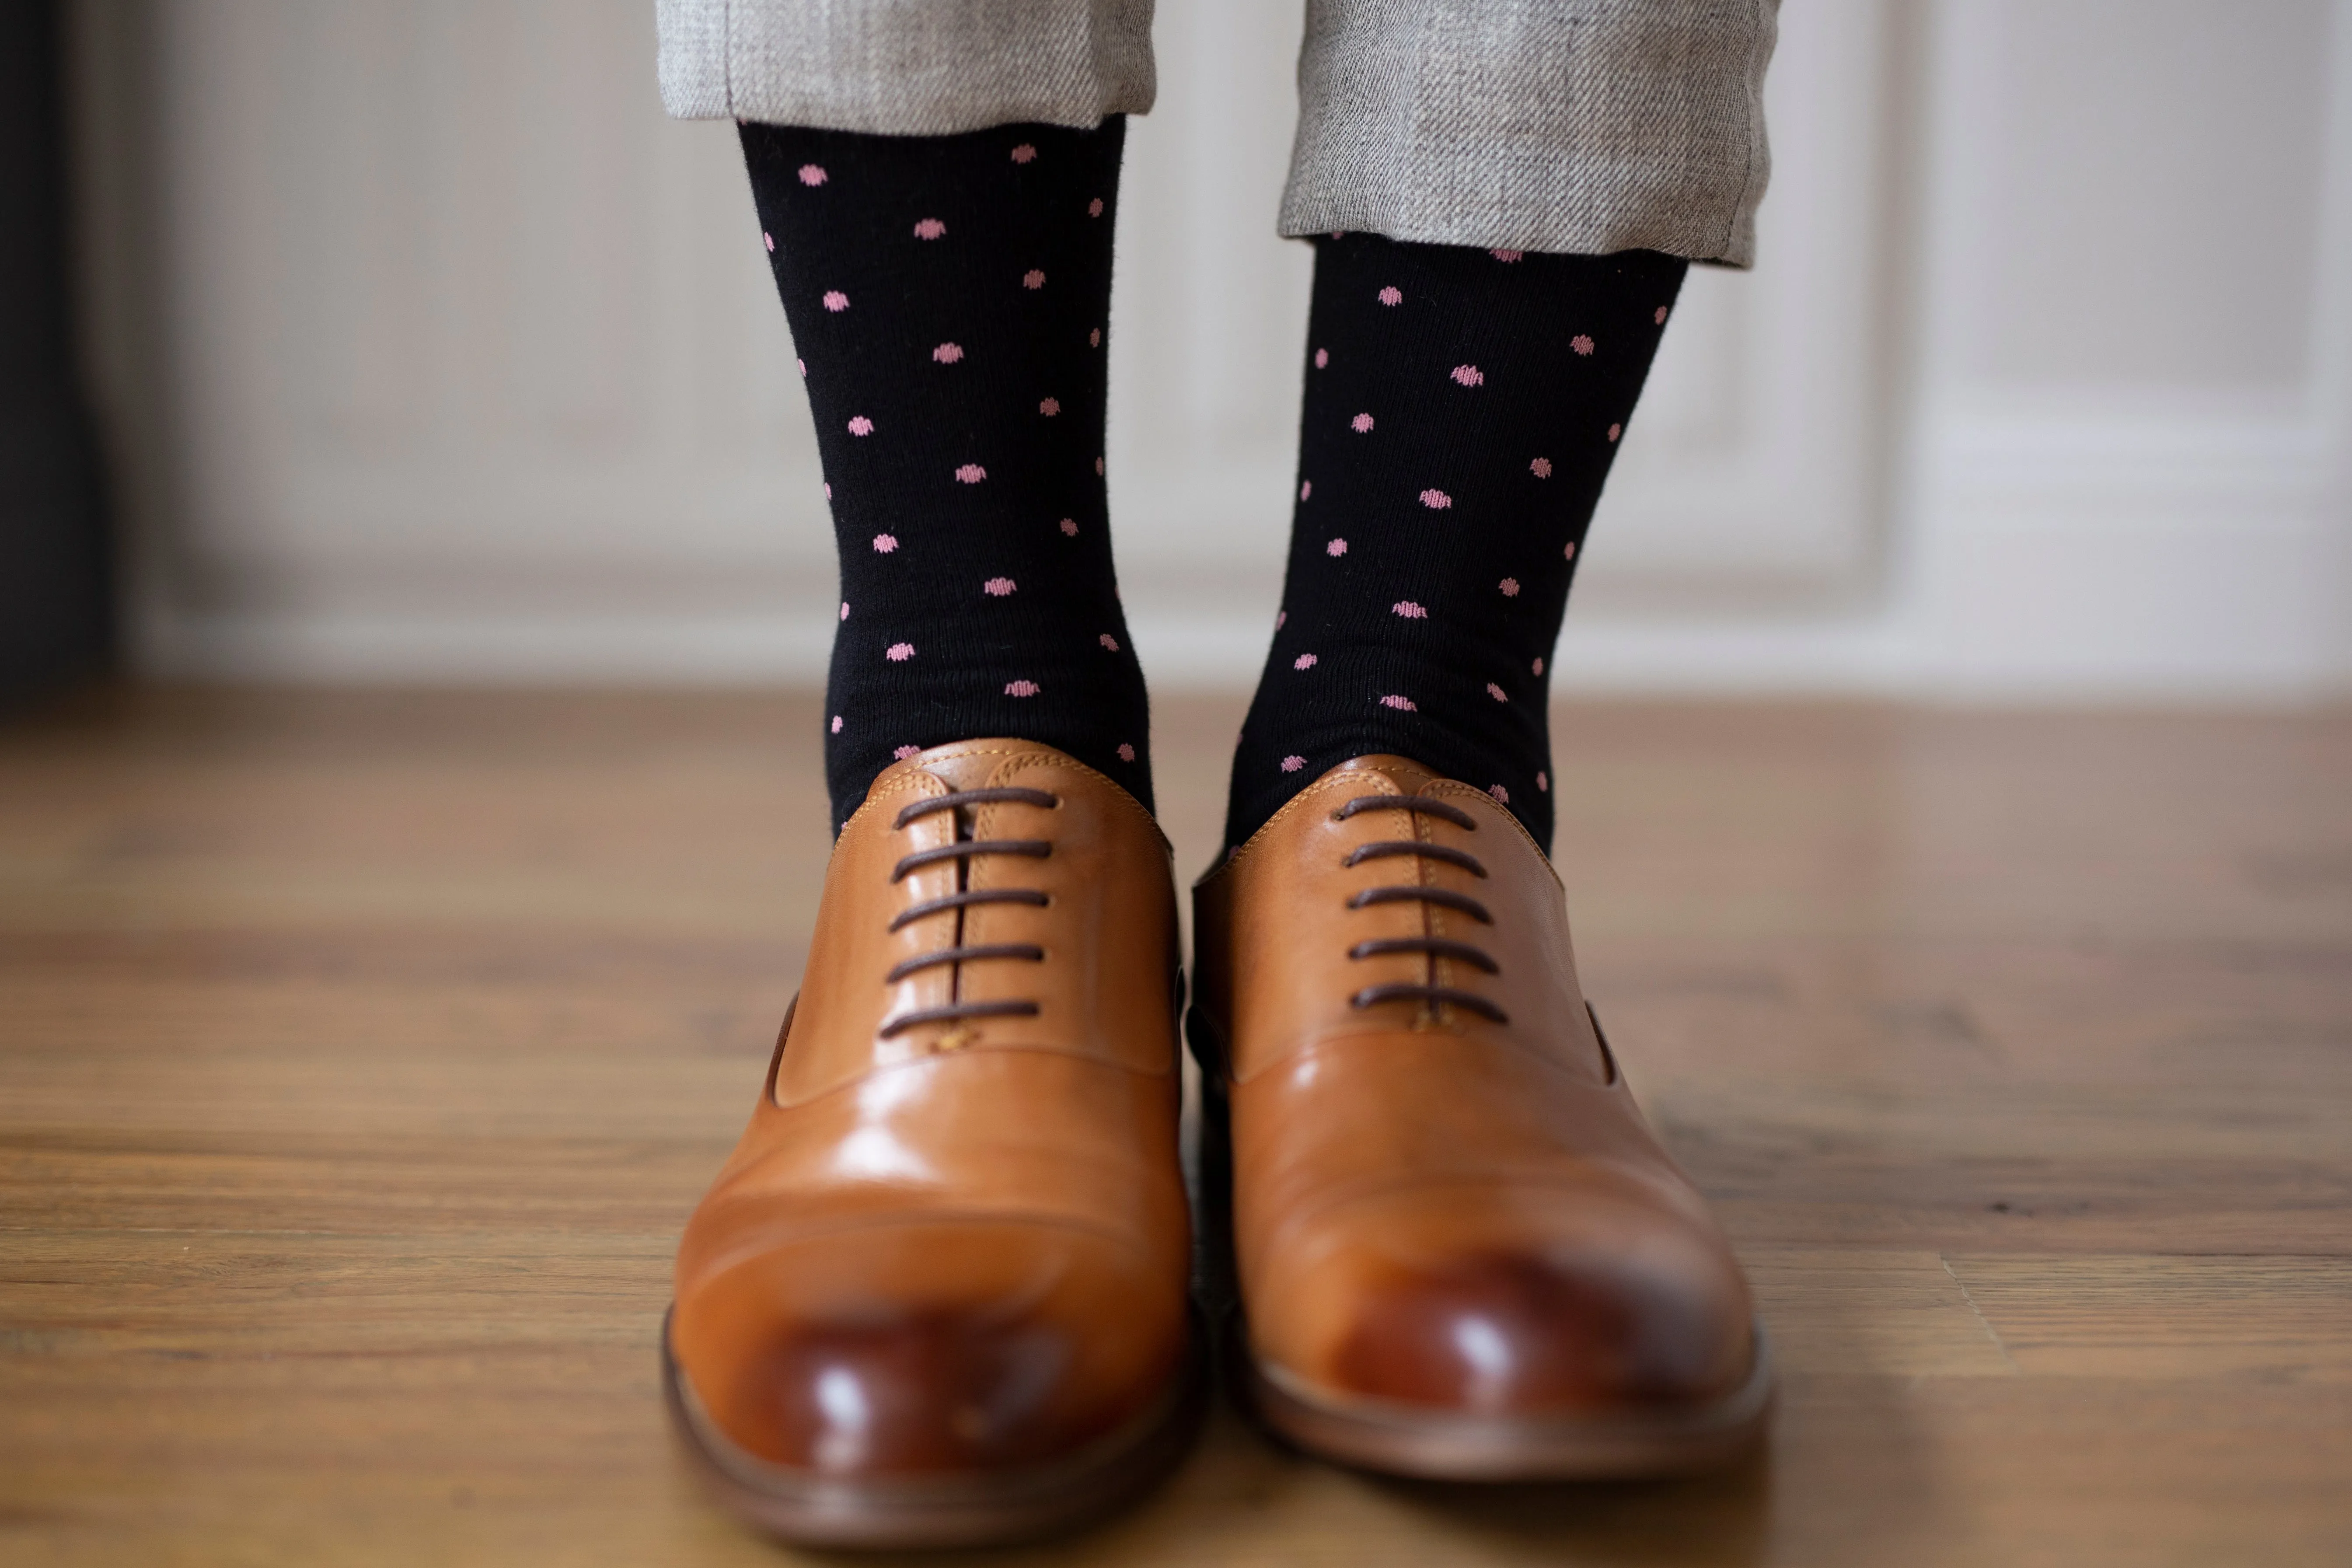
[62,0,2352,698]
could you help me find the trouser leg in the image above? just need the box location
[1281,0,1778,266]
[656,0,1157,133]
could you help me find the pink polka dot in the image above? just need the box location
[886,642,915,661]
[798,164,827,186]
[1500,577,1520,596]
[1536,771,1549,792]
[932,342,964,364]
[1294,653,1317,670]
[1276,611,1287,629]
[1487,682,1508,702]
[1300,481,1312,501]
[1377,286,1403,306]
[1004,679,1041,697]
[1022,269,1046,290]
[763,232,775,252]
[1089,328,1102,347]
[1450,365,1485,387]
[1058,518,1078,536]
[1570,334,1595,356]
[984,576,1016,596]
[1089,197,1105,217]
[1117,742,1135,761]
[831,715,843,733]
[1607,423,1623,442]
[1379,694,1417,712]
[1563,541,1577,562]
[1533,656,1545,675]
[839,602,850,620]
[824,483,832,500]
[1281,755,1307,772]
[1314,348,1329,369]
[872,533,897,553]
[1392,601,1428,619]
[846,415,873,436]
[956,464,987,484]
[1530,457,1553,478]
[1010,143,1037,164]
[1099,633,1120,651]
[1095,457,1104,476]
[1655,305,1670,325]
[1351,412,1375,433]
[1420,489,1452,510]
[796,358,806,377]
[1490,248,1524,263]
[822,290,849,312]
[894,744,921,760]
[912,217,947,241]
[1039,397,1061,416]
[1326,538,1347,557]
[1489,784,1510,804]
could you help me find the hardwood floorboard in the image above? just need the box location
[3,687,2348,1565]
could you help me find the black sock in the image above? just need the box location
[741,118,1152,830]
[1224,235,1687,852]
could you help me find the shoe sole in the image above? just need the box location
[1232,1313,1775,1481]
[661,1303,1209,1550]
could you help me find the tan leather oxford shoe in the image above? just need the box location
[1191,756,1771,1480]
[665,740,1202,1547]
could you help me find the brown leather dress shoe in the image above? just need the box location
[1191,756,1771,1479]
[665,740,1202,1547]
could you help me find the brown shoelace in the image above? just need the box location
[878,787,1058,1038]
[1334,793,1508,1024]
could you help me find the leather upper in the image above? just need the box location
[672,741,1190,1475]
[1194,757,1756,1416]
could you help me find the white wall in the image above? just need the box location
[71,0,2352,697]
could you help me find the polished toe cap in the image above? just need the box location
[671,1219,1185,1475]
[1253,1184,1755,1416]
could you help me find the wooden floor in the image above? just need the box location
[3,688,2349,1566]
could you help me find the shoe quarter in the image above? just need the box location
[954,752,1180,1077]
[773,768,962,1106]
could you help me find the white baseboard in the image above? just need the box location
[138,531,2350,702]
[134,402,2352,702]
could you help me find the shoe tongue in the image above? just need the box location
[862,739,1058,804]
[1330,754,1446,795]
[916,748,1016,793]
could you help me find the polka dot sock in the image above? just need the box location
[1224,234,1688,852]
[740,118,1152,830]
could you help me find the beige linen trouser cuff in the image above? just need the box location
[656,0,1776,266]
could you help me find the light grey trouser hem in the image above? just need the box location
[654,0,1774,266]
[1279,1,1776,267]
[653,0,1157,134]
